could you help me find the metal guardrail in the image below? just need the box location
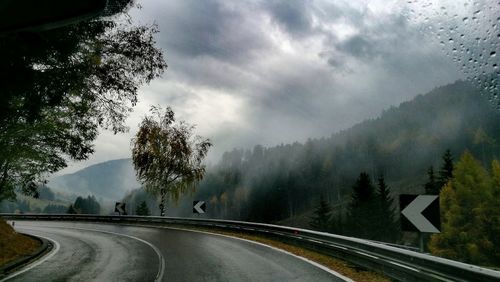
[1,213,499,282]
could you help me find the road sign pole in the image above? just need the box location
[419,232,424,253]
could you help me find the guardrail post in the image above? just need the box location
[419,233,424,253]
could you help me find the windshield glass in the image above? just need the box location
[1,0,499,280]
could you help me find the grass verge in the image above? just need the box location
[0,218,40,266]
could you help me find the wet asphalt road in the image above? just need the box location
[3,221,346,282]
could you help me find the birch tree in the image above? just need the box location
[132,106,211,216]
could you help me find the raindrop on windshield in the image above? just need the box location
[405,1,499,107]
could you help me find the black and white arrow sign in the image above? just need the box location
[400,195,440,233]
[115,202,126,215]
[193,201,206,214]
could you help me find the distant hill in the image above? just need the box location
[48,158,140,202]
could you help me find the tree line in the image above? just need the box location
[309,149,500,267]
[309,149,454,243]
[67,195,100,214]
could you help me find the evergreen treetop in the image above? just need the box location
[351,172,375,207]
[346,172,379,240]
[136,200,151,216]
[377,175,394,211]
[309,196,332,232]
[376,175,400,242]
[438,149,454,188]
[425,166,440,194]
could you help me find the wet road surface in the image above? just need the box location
[3,221,348,282]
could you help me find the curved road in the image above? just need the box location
[3,221,348,282]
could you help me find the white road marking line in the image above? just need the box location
[12,225,165,282]
[150,225,354,282]
[68,227,166,282]
[0,235,60,282]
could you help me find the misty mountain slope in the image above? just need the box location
[49,159,140,201]
[56,80,500,220]
[174,79,500,223]
[327,80,499,179]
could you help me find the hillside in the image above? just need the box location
[48,158,140,202]
[162,79,500,223]
[48,79,500,222]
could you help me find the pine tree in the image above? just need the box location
[437,149,454,190]
[67,204,78,214]
[136,201,151,216]
[429,151,497,266]
[376,175,400,242]
[73,197,84,213]
[346,172,378,239]
[309,196,332,232]
[87,195,100,214]
[424,166,439,194]
[351,172,375,205]
[72,195,100,214]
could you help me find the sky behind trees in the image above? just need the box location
[56,0,486,175]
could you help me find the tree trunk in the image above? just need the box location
[159,189,166,216]
[0,163,10,201]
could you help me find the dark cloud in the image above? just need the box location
[325,12,410,64]
[57,0,468,174]
[133,0,270,63]
[131,0,464,151]
[338,35,377,58]
[319,8,463,99]
[264,0,313,37]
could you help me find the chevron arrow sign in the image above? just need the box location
[193,201,206,214]
[115,202,126,215]
[400,195,440,233]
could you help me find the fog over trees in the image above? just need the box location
[121,79,497,256]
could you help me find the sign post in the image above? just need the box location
[399,194,440,252]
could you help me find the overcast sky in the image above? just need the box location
[56,0,496,175]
